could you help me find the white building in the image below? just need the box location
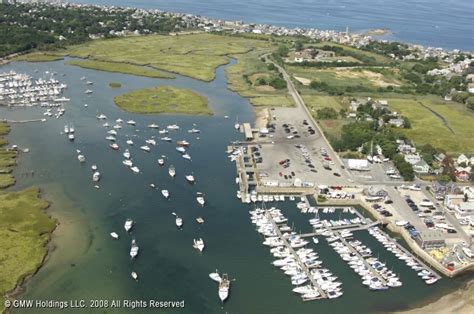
[404,154,422,165]
[347,159,369,171]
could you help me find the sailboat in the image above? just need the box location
[131,272,138,281]
[234,116,240,130]
[158,158,165,166]
[209,270,222,282]
[110,232,119,239]
[92,171,101,182]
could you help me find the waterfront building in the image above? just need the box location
[415,230,446,249]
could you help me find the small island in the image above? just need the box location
[114,85,212,115]
[109,82,122,88]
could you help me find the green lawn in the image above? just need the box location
[13,52,64,62]
[0,187,56,312]
[64,33,272,81]
[114,85,211,115]
[311,42,392,64]
[303,95,349,139]
[67,59,174,79]
[388,97,474,154]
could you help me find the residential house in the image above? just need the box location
[434,153,446,163]
[456,154,469,166]
[388,118,404,128]
[397,143,416,154]
[468,82,474,94]
[404,154,422,165]
[350,100,361,111]
[413,160,430,174]
[455,166,471,181]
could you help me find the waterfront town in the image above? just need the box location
[1,0,474,312]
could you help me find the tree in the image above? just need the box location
[295,40,304,52]
[276,45,289,57]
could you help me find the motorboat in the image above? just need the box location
[175,216,183,228]
[185,175,195,183]
[92,171,101,182]
[218,274,230,302]
[91,164,97,171]
[158,159,165,166]
[110,232,119,239]
[64,125,69,133]
[68,133,75,141]
[162,189,170,199]
[123,149,131,159]
[182,153,191,161]
[123,160,133,167]
[209,271,221,282]
[84,89,93,94]
[176,147,186,153]
[105,136,116,141]
[130,166,140,173]
[140,145,151,152]
[312,237,319,244]
[126,139,134,145]
[124,218,134,232]
[127,120,136,126]
[167,124,180,130]
[130,239,139,258]
[147,123,159,129]
[107,130,117,135]
[109,143,119,150]
[131,272,138,281]
[96,114,107,120]
[196,217,205,224]
[78,154,86,163]
[168,165,176,178]
[196,193,205,206]
[160,137,172,142]
[146,139,156,146]
[176,140,190,147]
[193,238,205,252]
[188,128,200,133]
[86,81,93,85]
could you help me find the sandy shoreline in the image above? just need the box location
[255,107,269,129]
[395,279,474,314]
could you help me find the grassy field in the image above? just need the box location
[64,33,272,81]
[288,66,403,89]
[388,97,474,154]
[114,85,211,115]
[12,52,64,62]
[67,59,174,79]
[311,42,392,64]
[226,50,293,107]
[0,122,15,188]
[0,187,56,312]
[303,95,349,138]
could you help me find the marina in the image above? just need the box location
[0,58,465,314]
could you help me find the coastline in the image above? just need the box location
[395,279,474,314]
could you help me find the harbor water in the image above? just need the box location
[0,59,470,313]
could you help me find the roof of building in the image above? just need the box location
[417,230,445,242]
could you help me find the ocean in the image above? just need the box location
[78,0,474,51]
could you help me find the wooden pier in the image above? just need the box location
[265,211,328,299]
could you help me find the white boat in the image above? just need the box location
[168,165,176,178]
[182,153,191,161]
[131,166,140,173]
[146,139,156,146]
[175,216,183,228]
[97,114,107,120]
[127,120,136,126]
[131,272,138,281]
[158,159,165,166]
[126,139,134,145]
[193,238,205,252]
[159,129,169,134]
[176,147,186,153]
[196,193,205,206]
[80,76,86,81]
[84,89,93,94]
[86,81,93,85]
[64,125,69,133]
[110,143,119,150]
[107,130,117,135]
[92,171,101,182]
[160,137,172,142]
[91,164,97,171]
[123,149,131,159]
[147,123,159,129]
[113,124,122,129]
[185,175,195,183]
[140,145,151,152]
[110,232,119,239]
[78,154,86,163]
[68,133,75,141]
[167,124,180,130]
[130,239,139,258]
[176,140,190,147]
[69,127,75,133]
[124,219,134,232]
[312,237,319,244]
[123,160,133,167]
[234,122,240,130]
[209,271,221,282]
[218,274,230,302]
[188,128,200,133]
[162,189,170,199]
[103,122,110,128]
[105,136,116,141]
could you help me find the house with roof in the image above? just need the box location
[413,160,430,174]
[388,118,404,128]
[404,153,422,165]
[455,166,471,181]
[456,154,469,166]
[434,153,446,163]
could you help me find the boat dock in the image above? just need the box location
[370,227,442,280]
[299,221,382,238]
[2,118,44,124]
[265,211,328,299]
